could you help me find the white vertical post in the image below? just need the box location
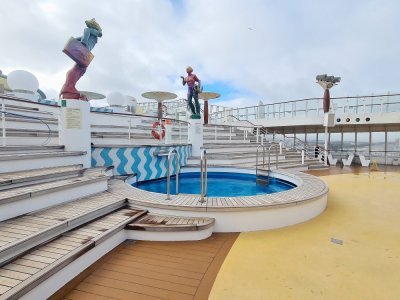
[324,125,328,166]
[256,127,259,144]
[128,118,131,145]
[301,150,305,165]
[1,98,6,146]
[279,141,282,154]
[229,127,232,143]
[59,99,91,168]
[188,118,203,156]
[214,125,217,144]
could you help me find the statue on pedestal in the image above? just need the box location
[181,66,202,119]
[60,19,102,100]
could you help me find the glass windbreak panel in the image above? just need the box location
[266,104,273,119]
[329,133,342,151]
[331,99,344,114]
[247,107,256,120]
[272,103,280,118]
[371,97,382,113]
[284,102,293,117]
[306,99,319,116]
[295,100,306,116]
[346,98,359,114]
[387,132,400,152]
[386,95,400,113]
[342,132,355,152]
[371,132,385,151]
[238,108,247,120]
[356,132,370,154]
[258,105,267,119]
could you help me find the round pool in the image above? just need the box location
[133,171,296,197]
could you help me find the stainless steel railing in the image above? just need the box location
[166,148,180,200]
[199,149,208,203]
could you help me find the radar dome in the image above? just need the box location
[7,70,39,101]
[107,92,126,113]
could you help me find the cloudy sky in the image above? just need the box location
[1,0,400,107]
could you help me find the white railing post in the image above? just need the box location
[279,141,283,154]
[179,122,182,144]
[214,125,217,144]
[229,127,232,143]
[301,150,305,165]
[128,118,131,145]
[256,127,260,144]
[1,98,6,146]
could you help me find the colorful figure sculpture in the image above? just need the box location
[60,19,102,100]
[181,66,202,118]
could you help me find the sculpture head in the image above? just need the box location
[85,18,102,36]
[186,66,193,74]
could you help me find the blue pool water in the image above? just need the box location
[134,172,296,197]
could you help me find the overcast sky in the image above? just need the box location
[1,0,400,107]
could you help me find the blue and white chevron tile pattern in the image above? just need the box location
[90,107,113,113]
[91,145,191,182]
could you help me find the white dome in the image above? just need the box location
[107,92,126,107]
[125,95,137,104]
[7,70,39,92]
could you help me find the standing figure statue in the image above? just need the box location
[60,19,102,100]
[181,66,202,119]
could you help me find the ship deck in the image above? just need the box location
[55,166,400,300]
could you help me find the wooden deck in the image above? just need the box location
[109,170,328,212]
[55,233,238,300]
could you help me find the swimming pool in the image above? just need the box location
[134,171,296,197]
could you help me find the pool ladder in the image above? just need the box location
[166,148,180,200]
[256,144,279,186]
[199,149,208,203]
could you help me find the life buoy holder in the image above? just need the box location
[151,120,166,140]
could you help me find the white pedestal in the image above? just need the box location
[164,120,172,144]
[188,119,203,156]
[59,99,91,168]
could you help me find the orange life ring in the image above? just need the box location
[151,121,166,140]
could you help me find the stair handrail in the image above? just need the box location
[268,144,279,173]
[1,109,53,146]
[199,149,208,203]
[166,148,179,200]
[256,144,267,184]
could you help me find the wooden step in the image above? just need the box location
[0,208,147,299]
[126,214,214,232]
[0,172,109,222]
[0,192,127,266]
[0,165,83,190]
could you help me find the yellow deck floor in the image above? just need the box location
[209,172,400,300]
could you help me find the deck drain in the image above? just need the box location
[330,238,343,245]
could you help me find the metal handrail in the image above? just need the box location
[268,144,279,175]
[256,145,267,184]
[199,149,207,203]
[166,148,179,200]
[1,110,53,146]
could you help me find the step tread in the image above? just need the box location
[0,173,107,204]
[126,213,215,232]
[0,192,127,265]
[0,151,86,161]
[0,208,146,299]
[0,165,83,185]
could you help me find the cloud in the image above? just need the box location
[1,0,400,107]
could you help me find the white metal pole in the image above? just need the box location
[1,99,6,146]
[324,125,328,166]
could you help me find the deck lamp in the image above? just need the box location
[316,74,341,166]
